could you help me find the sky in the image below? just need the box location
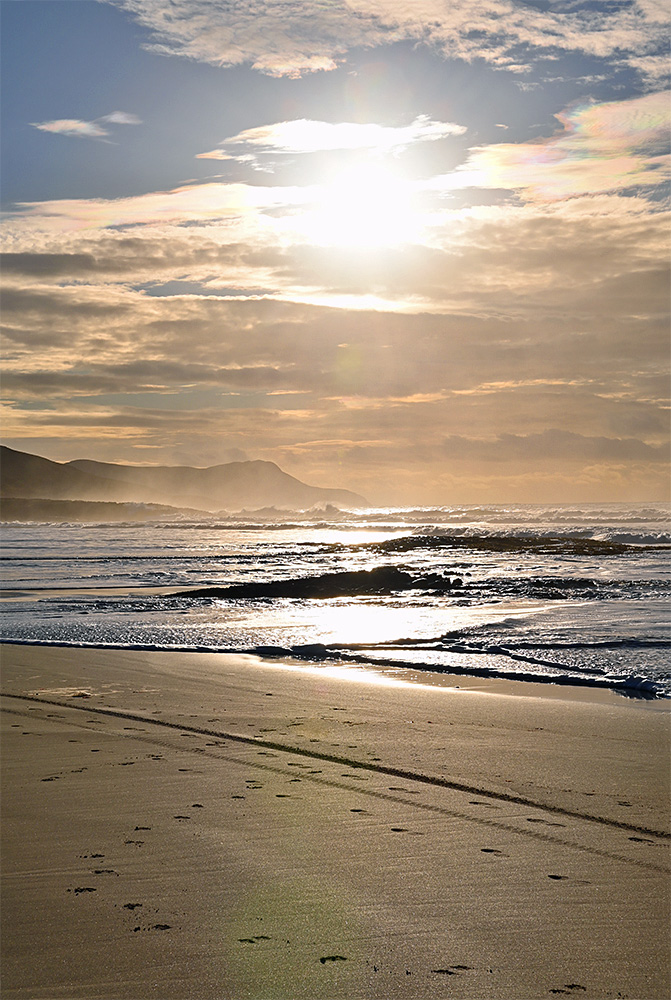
[1,0,669,505]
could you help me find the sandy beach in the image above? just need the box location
[1,642,669,999]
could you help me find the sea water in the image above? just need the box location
[1,503,669,698]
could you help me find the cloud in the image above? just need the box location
[437,91,670,200]
[100,111,143,125]
[8,94,668,259]
[30,111,142,140]
[3,92,669,502]
[440,429,669,464]
[2,182,668,320]
[2,181,318,242]
[105,0,671,84]
[197,115,466,161]
[30,119,111,139]
[2,265,665,417]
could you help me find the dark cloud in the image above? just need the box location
[440,429,669,464]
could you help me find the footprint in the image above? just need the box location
[71,887,97,894]
[547,874,569,881]
[174,815,191,820]
[481,848,505,855]
[432,965,472,975]
[390,827,408,833]
[320,955,347,964]
[123,903,142,910]
[152,924,171,931]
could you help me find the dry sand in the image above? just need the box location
[1,642,669,999]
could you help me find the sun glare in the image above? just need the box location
[295,163,423,249]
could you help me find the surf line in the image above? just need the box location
[1,689,669,842]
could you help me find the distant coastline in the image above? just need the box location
[0,446,368,513]
[0,497,205,523]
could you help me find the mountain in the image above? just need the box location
[0,446,368,512]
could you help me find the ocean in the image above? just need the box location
[1,502,669,698]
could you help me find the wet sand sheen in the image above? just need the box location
[1,643,669,999]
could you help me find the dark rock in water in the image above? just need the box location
[374,532,640,556]
[174,565,462,601]
[175,566,412,599]
[292,643,331,657]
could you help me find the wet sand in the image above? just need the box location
[1,643,669,999]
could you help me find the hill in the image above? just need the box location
[0,497,203,523]
[0,447,368,513]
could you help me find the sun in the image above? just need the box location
[294,162,423,249]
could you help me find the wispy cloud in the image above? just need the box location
[30,111,142,140]
[101,111,142,125]
[105,0,671,85]
[4,180,314,237]
[437,91,670,201]
[197,115,466,163]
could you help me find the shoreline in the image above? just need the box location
[2,642,669,998]
[2,638,666,707]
